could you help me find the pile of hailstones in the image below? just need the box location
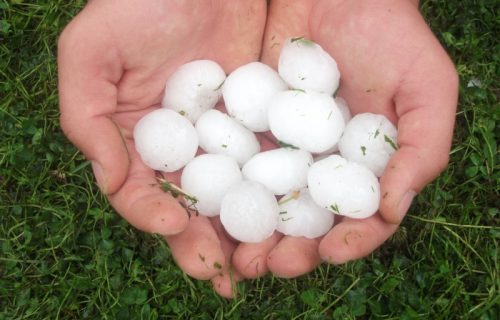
[134,37,398,243]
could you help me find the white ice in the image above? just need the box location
[220,180,279,243]
[181,154,242,217]
[133,108,198,172]
[162,60,226,123]
[242,148,313,195]
[308,155,380,219]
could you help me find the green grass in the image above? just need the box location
[1,0,498,319]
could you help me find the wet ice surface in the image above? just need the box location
[268,90,345,153]
[196,109,260,166]
[223,62,287,132]
[277,188,334,239]
[242,148,313,195]
[339,113,398,177]
[279,37,340,95]
[181,154,242,217]
[220,181,279,243]
[134,108,198,172]
[162,60,226,123]
[308,155,380,219]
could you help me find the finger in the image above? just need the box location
[267,236,321,278]
[165,215,225,280]
[261,0,313,67]
[380,33,459,224]
[209,218,244,299]
[319,214,399,264]
[106,139,189,235]
[232,232,282,279]
[58,12,127,195]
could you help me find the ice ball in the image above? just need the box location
[195,109,260,166]
[181,154,242,217]
[339,113,398,177]
[268,90,345,153]
[278,37,340,95]
[133,108,198,172]
[277,188,334,239]
[308,155,380,219]
[223,62,287,132]
[242,148,313,195]
[220,181,279,243]
[162,60,226,123]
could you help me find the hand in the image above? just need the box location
[232,0,458,278]
[58,0,267,297]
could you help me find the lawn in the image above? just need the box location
[0,0,498,319]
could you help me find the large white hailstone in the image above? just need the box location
[162,60,226,123]
[134,109,198,172]
[277,188,334,239]
[195,109,260,166]
[268,90,345,153]
[181,154,242,217]
[222,62,288,132]
[278,37,340,95]
[242,148,313,195]
[308,155,380,219]
[220,181,279,243]
[338,113,398,177]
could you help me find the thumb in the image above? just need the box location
[379,38,458,224]
[58,16,128,194]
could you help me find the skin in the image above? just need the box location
[58,0,267,298]
[59,0,458,297]
[236,0,458,278]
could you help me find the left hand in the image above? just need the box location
[231,0,459,279]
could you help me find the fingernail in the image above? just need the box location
[91,161,107,193]
[398,190,416,220]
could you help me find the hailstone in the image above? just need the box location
[134,108,198,172]
[278,37,340,95]
[242,148,313,195]
[277,188,334,239]
[162,60,226,123]
[195,110,260,166]
[268,90,345,153]
[223,62,288,132]
[181,154,242,217]
[308,155,380,219]
[339,113,398,177]
[220,181,279,243]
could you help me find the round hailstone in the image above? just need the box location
[220,181,279,243]
[181,154,242,217]
[268,90,345,153]
[308,155,380,219]
[134,109,198,172]
[277,188,334,239]
[162,60,226,123]
[222,62,288,132]
[195,109,260,166]
[338,113,398,177]
[278,37,340,95]
[242,148,313,195]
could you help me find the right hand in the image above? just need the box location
[58,0,267,297]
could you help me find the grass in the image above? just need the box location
[1,0,498,319]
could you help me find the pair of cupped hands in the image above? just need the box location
[58,0,458,298]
